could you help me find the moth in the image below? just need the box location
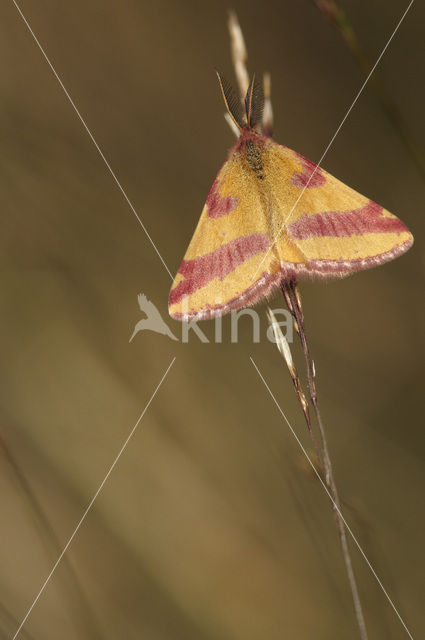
[168,74,413,321]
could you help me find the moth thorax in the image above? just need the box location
[245,139,264,180]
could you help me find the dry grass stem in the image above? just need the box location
[262,72,274,137]
[266,307,322,468]
[281,281,368,640]
[228,10,250,101]
[224,111,241,137]
[226,11,368,639]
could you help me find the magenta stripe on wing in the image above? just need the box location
[169,233,270,306]
[290,152,326,189]
[206,177,239,218]
[288,200,408,240]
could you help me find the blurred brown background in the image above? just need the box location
[0,0,424,638]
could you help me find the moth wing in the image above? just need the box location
[267,144,413,278]
[168,152,282,321]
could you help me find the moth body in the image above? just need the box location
[168,76,413,321]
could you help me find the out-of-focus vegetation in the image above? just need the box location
[0,1,423,638]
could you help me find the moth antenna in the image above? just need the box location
[216,71,245,131]
[245,73,264,129]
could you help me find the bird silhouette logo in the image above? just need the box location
[129,293,179,342]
